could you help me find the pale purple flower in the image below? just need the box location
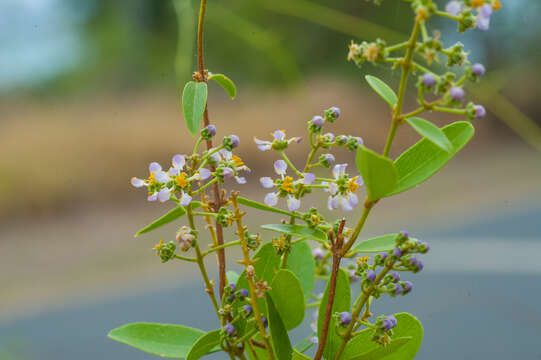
[338,312,352,326]
[312,115,324,128]
[450,87,465,101]
[131,177,145,188]
[287,197,301,212]
[366,270,376,282]
[260,177,274,188]
[445,1,461,16]
[422,73,436,87]
[180,192,192,206]
[303,173,316,185]
[472,63,486,77]
[474,104,486,118]
[199,168,211,180]
[235,176,246,184]
[324,164,363,212]
[224,324,235,336]
[168,155,186,176]
[274,160,288,175]
[254,130,286,151]
[222,167,234,179]
[264,192,279,206]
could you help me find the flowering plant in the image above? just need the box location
[108,0,501,359]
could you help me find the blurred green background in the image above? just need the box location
[1,1,541,359]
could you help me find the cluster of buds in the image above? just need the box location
[272,235,291,256]
[152,240,176,263]
[303,208,325,228]
[217,207,234,227]
[223,283,250,305]
[176,226,196,251]
[308,106,341,133]
[245,231,261,250]
[208,147,249,185]
[347,39,387,67]
[446,0,501,32]
[372,315,398,345]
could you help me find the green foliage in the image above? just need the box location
[238,196,302,218]
[266,294,294,360]
[387,121,474,196]
[182,81,208,136]
[269,270,305,330]
[286,241,316,303]
[318,268,351,359]
[261,224,327,242]
[404,117,453,153]
[365,75,397,107]
[292,349,312,359]
[108,323,204,358]
[134,202,202,237]
[342,313,423,360]
[356,145,398,202]
[208,73,237,99]
[350,233,407,254]
[226,270,240,284]
[186,330,221,360]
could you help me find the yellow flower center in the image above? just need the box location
[148,172,156,185]
[493,0,501,11]
[348,177,359,193]
[232,155,244,167]
[175,172,189,189]
[153,239,164,256]
[281,176,295,194]
[471,0,484,7]
[356,256,370,264]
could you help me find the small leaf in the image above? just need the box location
[266,294,293,360]
[182,81,208,136]
[261,224,327,242]
[342,313,423,360]
[186,330,221,360]
[292,349,312,360]
[356,145,398,202]
[405,117,453,153]
[349,233,417,254]
[209,73,237,99]
[270,270,305,330]
[318,269,351,359]
[135,202,202,237]
[365,75,397,107]
[226,270,239,284]
[293,337,314,352]
[108,323,204,358]
[387,121,474,196]
[237,196,302,219]
[286,241,316,303]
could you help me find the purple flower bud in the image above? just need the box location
[323,133,335,142]
[472,63,486,77]
[312,116,324,128]
[262,316,268,328]
[239,288,249,298]
[474,104,486,118]
[450,87,465,101]
[222,167,234,179]
[329,106,341,119]
[409,257,418,266]
[366,269,376,282]
[388,315,397,328]
[418,242,430,253]
[416,261,424,272]
[228,135,240,148]
[382,318,393,331]
[422,73,436,87]
[349,270,360,282]
[243,304,253,316]
[313,247,325,260]
[207,125,216,136]
[228,283,237,292]
[227,295,236,302]
[322,154,335,166]
[445,1,461,16]
[479,4,493,18]
[224,323,235,336]
[393,283,403,296]
[392,248,402,258]
[402,281,413,294]
[401,231,409,240]
[379,252,388,261]
[390,271,400,283]
[338,312,352,326]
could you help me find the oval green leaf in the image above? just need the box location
[182,81,208,136]
[261,224,327,242]
[186,330,221,360]
[405,117,453,153]
[293,349,311,359]
[209,73,237,99]
[135,202,202,237]
[108,323,204,358]
[237,196,302,219]
[266,294,293,360]
[286,241,316,303]
[356,145,398,202]
[365,75,397,107]
[318,268,351,359]
[343,313,423,360]
[270,270,305,330]
[349,233,419,255]
[387,121,474,197]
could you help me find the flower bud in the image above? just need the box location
[335,135,348,145]
[311,116,324,129]
[223,135,239,151]
[415,260,424,273]
[325,107,341,123]
[261,316,268,328]
[389,271,400,283]
[201,125,216,140]
[474,104,486,118]
[402,281,413,295]
[313,247,325,261]
[322,132,335,143]
[472,63,486,77]
[417,241,430,254]
[238,288,249,299]
[392,247,402,258]
[422,73,436,88]
[224,323,235,336]
[319,153,335,168]
[450,87,465,101]
[227,283,237,293]
[242,304,253,317]
[366,269,377,282]
[338,312,352,326]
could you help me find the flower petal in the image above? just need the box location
[168,167,180,176]
[327,196,338,210]
[287,197,301,212]
[260,177,274,188]
[149,162,162,173]
[274,160,288,175]
[131,177,145,188]
[264,192,278,207]
[222,167,234,179]
[273,130,286,141]
[235,176,247,184]
[154,171,171,183]
[158,188,171,202]
[356,176,364,187]
[257,144,272,151]
[147,193,158,202]
[199,168,211,180]
[172,154,185,169]
[328,182,338,195]
[180,192,192,206]
[348,193,359,207]
[303,173,316,185]
[340,196,353,212]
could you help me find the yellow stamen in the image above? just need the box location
[148,172,156,185]
[492,0,501,11]
[348,177,360,193]
[471,0,484,7]
[175,172,189,189]
[232,155,244,167]
[153,239,164,256]
[281,176,295,194]
[356,256,370,264]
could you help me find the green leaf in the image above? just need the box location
[266,294,293,360]
[261,224,327,242]
[365,75,397,107]
[318,268,351,359]
[292,349,312,360]
[270,270,305,330]
[405,117,453,153]
[182,81,208,136]
[349,233,417,254]
[208,73,237,99]
[356,145,398,202]
[342,313,423,360]
[286,241,316,303]
[108,323,204,358]
[293,337,314,352]
[388,121,474,196]
[226,270,239,284]
[135,202,202,237]
[237,196,302,219]
[186,330,221,360]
